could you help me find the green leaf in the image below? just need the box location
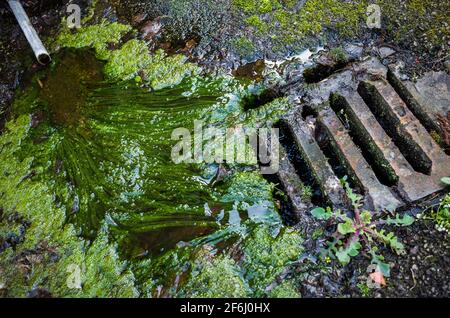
[370,251,391,277]
[376,230,405,254]
[336,240,361,265]
[441,177,450,186]
[336,249,351,264]
[338,218,356,235]
[386,214,414,227]
[341,177,363,209]
[360,210,372,225]
[311,207,332,220]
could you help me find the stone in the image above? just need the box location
[444,59,450,73]
[378,46,396,59]
[344,43,364,59]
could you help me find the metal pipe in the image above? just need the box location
[7,0,51,65]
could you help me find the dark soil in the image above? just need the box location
[288,194,450,298]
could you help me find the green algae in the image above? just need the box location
[239,97,292,127]
[221,171,275,205]
[142,50,200,91]
[181,252,249,298]
[269,281,301,298]
[57,20,200,89]
[103,40,200,87]
[129,220,304,298]
[0,16,304,297]
[103,39,152,81]
[127,171,303,298]
[41,49,105,127]
[0,116,137,297]
[242,225,303,296]
[57,21,132,60]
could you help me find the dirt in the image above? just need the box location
[284,194,449,298]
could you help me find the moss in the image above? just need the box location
[329,47,349,64]
[269,281,301,298]
[57,21,132,60]
[233,0,368,52]
[0,116,138,297]
[233,0,276,14]
[242,225,303,296]
[182,253,249,298]
[301,185,313,202]
[245,15,269,34]
[377,0,450,51]
[58,21,199,89]
[233,0,448,57]
[230,37,256,57]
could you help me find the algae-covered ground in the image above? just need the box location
[0,16,305,297]
[0,0,449,298]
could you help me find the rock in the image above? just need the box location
[379,46,396,59]
[344,44,364,59]
[444,59,450,73]
[27,288,52,298]
[140,18,164,41]
[410,245,419,255]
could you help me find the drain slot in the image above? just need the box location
[387,68,449,154]
[263,172,302,226]
[358,81,433,175]
[314,120,359,190]
[241,88,282,111]
[329,93,398,187]
[278,121,324,207]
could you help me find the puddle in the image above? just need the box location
[41,49,105,127]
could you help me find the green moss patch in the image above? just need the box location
[57,21,200,89]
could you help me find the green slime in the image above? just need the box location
[0,21,303,298]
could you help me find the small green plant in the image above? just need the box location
[311,177,414,278]
[301,185,313,202]
[417,178,450,234]
[329,47,349,64]
[357,282,371,297]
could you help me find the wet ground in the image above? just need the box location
[0,0,448,298]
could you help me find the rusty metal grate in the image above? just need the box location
[275,58,449,217]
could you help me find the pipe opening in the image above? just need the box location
[37,53,51,65]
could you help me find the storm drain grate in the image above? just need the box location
[274,58,449,217]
